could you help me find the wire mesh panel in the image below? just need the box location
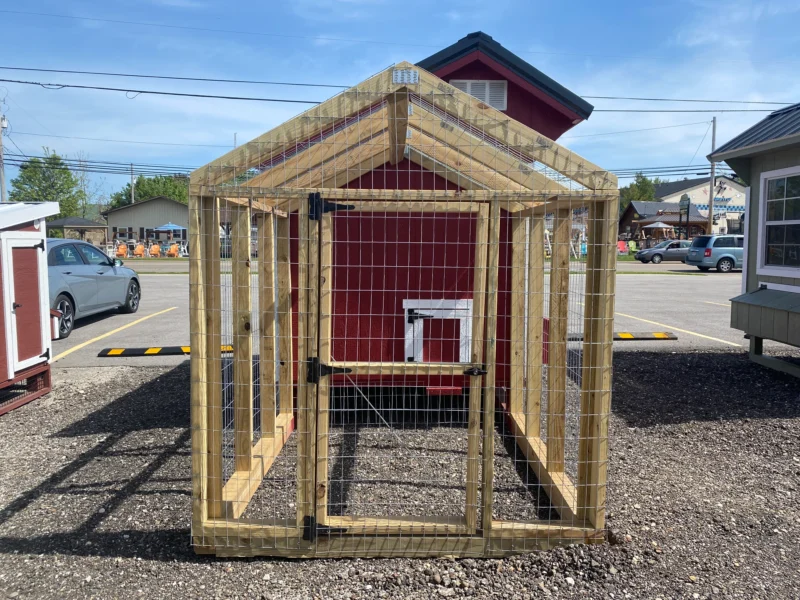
[188,61,619,558]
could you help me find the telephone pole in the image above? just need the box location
[0,114,8,203]
[130,163,135,205]
[707,116,717,234]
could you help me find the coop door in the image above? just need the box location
[304,201,491,539]
[1,237,49,375]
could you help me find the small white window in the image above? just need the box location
[402,299,473,364]
[450,80,508,111]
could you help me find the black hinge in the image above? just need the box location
[302,516,347,541]
[308,192,355,221]
[407,308,434,324]
[463,366,488,376]
[34,240,45,251]
[306,356,353,384]
[40,349,50,360]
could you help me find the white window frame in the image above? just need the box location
[756,165,800,278]
[450,80,508,111]
[402,299,472,364]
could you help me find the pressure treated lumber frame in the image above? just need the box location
[189,59,618,557]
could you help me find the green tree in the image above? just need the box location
[9,148,85,219]
[619,172,664,215]
[109,175,189,209]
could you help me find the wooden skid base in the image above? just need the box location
[0,363,52,417]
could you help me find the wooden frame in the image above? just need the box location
[189,59,618,558]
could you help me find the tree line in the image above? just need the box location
[8,148,188,221]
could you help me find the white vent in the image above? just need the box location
[392,69,419,84]
[450,79,508,110]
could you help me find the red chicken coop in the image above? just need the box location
[188,41,618,559]
[0,202,59,416]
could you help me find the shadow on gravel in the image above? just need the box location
[0,363,201,563]
[613,350,800,427]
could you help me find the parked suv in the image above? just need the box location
[684,234,744,272]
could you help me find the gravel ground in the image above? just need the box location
[1,349,799,599]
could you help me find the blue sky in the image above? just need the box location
[2,0,799,197]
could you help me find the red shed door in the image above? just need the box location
[4,238,47,372]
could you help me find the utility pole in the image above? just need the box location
[130,163,135,205]
[707,116,717,234]
[0,114,8,203]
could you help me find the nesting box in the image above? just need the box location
[0,202,59,416]
[188,63,619,558]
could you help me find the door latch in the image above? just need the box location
[12,302,21,310]
[407,308,434,324]
[463,366,488,376]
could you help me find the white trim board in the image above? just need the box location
[756,165,800,279]
[402,299,473,363]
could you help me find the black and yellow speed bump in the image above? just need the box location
[98,345,233,357]
[565,331,678,342]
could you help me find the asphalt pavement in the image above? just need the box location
[50,270,758,370]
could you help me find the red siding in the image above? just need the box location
[434,57,577,140]
[7,221,39,233]
[0,248,7,382]
[11,247,43,365]
[423,319,460,363]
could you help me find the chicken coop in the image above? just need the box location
[188,61,618,558]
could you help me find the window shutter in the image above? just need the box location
[488,81,507,110]
[469,81,488,103]
[451,80,469,94]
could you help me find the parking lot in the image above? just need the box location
[51,270,751,369]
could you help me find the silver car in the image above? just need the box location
[47,239,141,338]
[634,240,691,264]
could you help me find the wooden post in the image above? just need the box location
[258,212,277,438]
[525,216,545,438]
[276,217,294,417]
[481,200,501,533]
[231,204,253,473]
[315,214,333,524]
[509,216,527,416]
[189,193,209,533]
[203,197,223,519]
[465,203,489,534]
[577,197,618,529]
[296,198,311,526]
[547,208,571,473]
[302,202,320,528]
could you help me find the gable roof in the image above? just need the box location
[0,202,59,228]
[101,196,187,216]
[46,216,106,228]
[416,32,593,122]
[654,175,742,199]
[190,61,617,216]
[710,103,800,162]
[628,200,702,218]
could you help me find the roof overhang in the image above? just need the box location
[0,202,59,229]
[710,131,800,163]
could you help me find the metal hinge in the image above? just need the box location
[407,308,434,324]
[306,357,353,384]
[40,348,50,360]
[463,366,488,376]
[34,240,45,251]
[302,515,348,541]
[308,192,355,221]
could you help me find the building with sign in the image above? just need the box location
[653,176,746,234]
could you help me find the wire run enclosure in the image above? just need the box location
[188,62,619,558]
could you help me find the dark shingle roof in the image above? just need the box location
[711,103,800,160]
[101,196,186,216]
[46,216,106,228]
[417,32,593,121]
[629,201,702,217]
[653,175,740,200]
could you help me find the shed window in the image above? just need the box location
[757,167,800,276]
[450,80,507,111]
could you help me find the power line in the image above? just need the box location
[0,78,321,104]
[0,66,794,107]
[13,130,233,149]
[688,121,713,166]
[562,120,710,139]
[0,66,349,89]
[0,78,782,113]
